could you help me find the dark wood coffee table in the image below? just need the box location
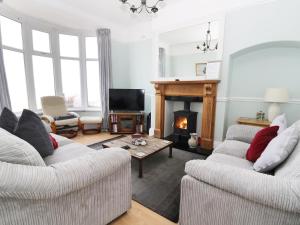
[102,136,173,178]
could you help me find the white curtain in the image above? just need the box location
[0,32,11,111]
[97,28,112,130]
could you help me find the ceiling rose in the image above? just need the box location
[119,0,164,14]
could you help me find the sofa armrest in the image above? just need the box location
[226,124,262,143]
[185,160,300,213]
[0,148,131,200]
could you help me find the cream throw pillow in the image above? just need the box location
[0,128,45,166]
[253,125,299,172]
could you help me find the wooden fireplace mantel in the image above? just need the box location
[151,80,220,150]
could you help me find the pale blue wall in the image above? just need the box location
[127,39,154,114]
[111,40,130,88]
[226,45,300,129]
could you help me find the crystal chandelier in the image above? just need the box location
[196,22,218,53]
[119,0,164,14]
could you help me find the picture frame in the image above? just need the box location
[195,63,207,77]
[206,60,222,79]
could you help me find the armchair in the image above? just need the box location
[41,96,79,138]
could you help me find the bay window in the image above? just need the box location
[0,13,101,112]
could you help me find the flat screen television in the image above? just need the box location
[109,89,145,111]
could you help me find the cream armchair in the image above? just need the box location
[41,96,80,137]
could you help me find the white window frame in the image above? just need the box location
[0,7,100,113]
[85,36,100,109]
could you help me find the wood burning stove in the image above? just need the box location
[168,98,200,148]
[173,110,198,146]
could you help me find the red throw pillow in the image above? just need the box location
[246,126,279,162]
[49,135,58,150]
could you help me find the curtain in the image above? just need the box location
[0,32,11,111]
[97,28,112,130]
[159,47,166,77]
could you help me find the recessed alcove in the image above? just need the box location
[225,41,300,129]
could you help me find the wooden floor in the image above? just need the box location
[73,132,176,225]
[110,201,176,225]
[72,131,121,145]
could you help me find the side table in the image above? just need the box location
[237,117,271,128]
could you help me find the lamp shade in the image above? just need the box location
[264,88,289,103]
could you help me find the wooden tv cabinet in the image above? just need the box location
[109,112,145,134]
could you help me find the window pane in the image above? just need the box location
[86,61,100,107]
[61,59,81,107]
[32,56,55,109]
[3,49,28,112]
[0,16,23,49]
[59,34,79,58]
[32,30,50,53]
[85,37,98,59]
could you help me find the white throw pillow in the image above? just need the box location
[253,125,299,172]
[0,128,45,166]
[271,114,288,134]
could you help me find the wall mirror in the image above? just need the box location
[158,21,222,79]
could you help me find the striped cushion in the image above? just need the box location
[0,128,45,166]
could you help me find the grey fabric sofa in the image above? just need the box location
[0,134,131,225]
[179,124,300,225]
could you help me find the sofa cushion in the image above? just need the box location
[246,126,279,162]
[254,125,299,172]
[207,153,254,170]
[271,114,288,134]
[275,140,300,178]
[0,107,18,133]
[44,143,94,165]
[15,109,54,158]
[213,140,250,159]
[0,128,45,166]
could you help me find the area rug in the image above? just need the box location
[89,140,205,223]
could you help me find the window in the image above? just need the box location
[0,16,28,112]
[59,34,81,108]
[85,37,100,108]
[61,59,81,108]
[32,56,55,109]
[3,50,28,112]
[0,16,23,49]
[32,30,50,53]
[0,13,100,112]
[86,37,98,59]
[32,30,55,109]
[59,34,79,58]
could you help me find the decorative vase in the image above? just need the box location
[188,133,198,149]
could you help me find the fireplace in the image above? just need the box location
[151,80,219,150]
[166,97,200,148]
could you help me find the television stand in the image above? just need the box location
[109,112,145,134]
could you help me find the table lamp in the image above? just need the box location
[264,88,289,122]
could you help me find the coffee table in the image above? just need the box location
[102,136,173,178]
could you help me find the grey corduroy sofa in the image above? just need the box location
[179,124,300,225]
[0,134,131,225]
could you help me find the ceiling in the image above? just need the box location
[2,0,274,37]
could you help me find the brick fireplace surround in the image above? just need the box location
[151,80,219,151]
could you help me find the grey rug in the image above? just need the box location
[89,141,205,222]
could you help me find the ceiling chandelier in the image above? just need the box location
[119,0,164,14]
[196,22,218,53]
